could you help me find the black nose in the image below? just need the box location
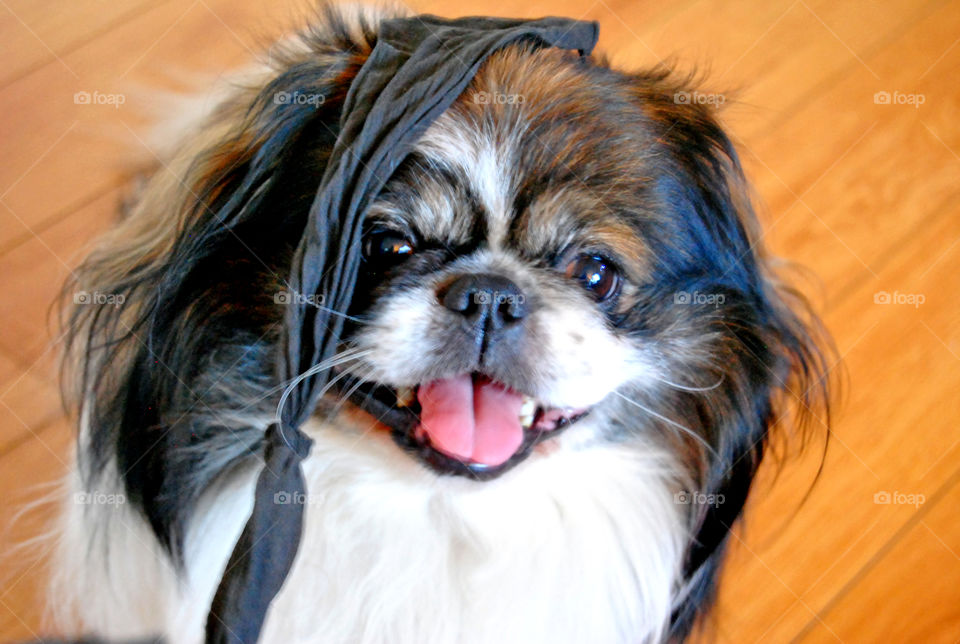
[441,273,528,330]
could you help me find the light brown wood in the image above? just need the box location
[701,183,960,643]
[0,0,158,86]
[0,353,61,455]
[803,470,960,642]
[0,419,72,642]
[0,0,957,642]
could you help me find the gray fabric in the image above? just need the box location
[204,14,599,644]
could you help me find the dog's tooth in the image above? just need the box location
[519,396,536,428]
[396,387,415,408]
[520,396,536,416]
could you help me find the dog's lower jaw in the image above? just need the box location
[52,416,687,644]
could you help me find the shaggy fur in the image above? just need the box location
[52,4,831,643]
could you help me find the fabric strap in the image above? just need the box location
[204,14,599,644]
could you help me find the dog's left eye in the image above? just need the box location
[564,254,621,302]
[362,230,416,267]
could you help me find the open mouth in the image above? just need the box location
[335,372,589,478]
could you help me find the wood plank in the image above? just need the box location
[698,194,960,642]
[0,418,72,642]
[738,0,960,303]
[799,468,960,642]
[0,188,119,369]
[0,0,308,250]
[0,0,158,86]
[607,0,940,140]
[686,10,960,633]
[0,352,62,455]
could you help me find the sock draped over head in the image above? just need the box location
[204,14,599,644]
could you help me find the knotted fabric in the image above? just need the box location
[205,14,599,644]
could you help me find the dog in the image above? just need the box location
[51,4,831,643]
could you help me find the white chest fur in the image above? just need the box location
[56,418,685,644]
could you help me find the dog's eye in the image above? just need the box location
[362,230,416,267]
[564,254,620,301]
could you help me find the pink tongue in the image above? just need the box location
[417,375,525,466]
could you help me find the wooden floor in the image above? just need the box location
[0,0,957,641]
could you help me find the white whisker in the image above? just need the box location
[319,364,369,408]
[331,364,377,417]
[307,301,369,324]
[652,374,725,393]
[275,347,373,427]
[613,391,717,456]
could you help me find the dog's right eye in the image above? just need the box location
[564,253,621,302]
[362,230,416,268]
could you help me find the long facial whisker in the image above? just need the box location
[316,366,370,418]
[612,390,718,457]
[331,365,377,417]
[234,350,367,414]
[274,347,374,426]
[651,374,725,393]
[305,301,370,324]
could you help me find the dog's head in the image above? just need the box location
[340,48,670,475]
[63,6,831,639]
[338,47,752,477]
[325,43,830,486]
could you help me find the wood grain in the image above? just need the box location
[0,0,957,642]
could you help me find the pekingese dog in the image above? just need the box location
[51,4,831,643]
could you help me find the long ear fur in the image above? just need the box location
[60,4,389,557]
[626,73,834,640]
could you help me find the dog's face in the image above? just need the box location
[328,47,760,478]
[337,49,664,476]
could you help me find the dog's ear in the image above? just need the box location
[625,74,834,639]
[670,265,832,640]
[61,6,385,556]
